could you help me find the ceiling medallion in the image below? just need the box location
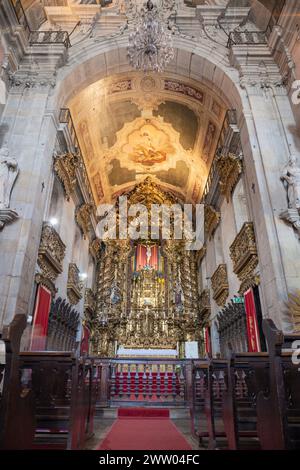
[128,0,174,73]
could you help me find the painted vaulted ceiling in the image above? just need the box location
[68,72,226,205]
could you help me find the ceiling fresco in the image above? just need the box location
[68,72,226,205]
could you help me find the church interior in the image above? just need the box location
[1,0,300,455]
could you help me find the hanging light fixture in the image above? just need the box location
[127,0,174,73]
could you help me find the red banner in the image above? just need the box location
[204,327,211,355]
[244,288,261,352]
[30,285,51,351]
[81,326,90,355]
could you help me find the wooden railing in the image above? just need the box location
[107,358,189,407]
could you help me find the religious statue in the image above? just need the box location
[146,245,152,265]
[281,154,300,212]
[0,145,19,209]
[0,145,19,230]
[110,280,121,305]
[280,154,300,238]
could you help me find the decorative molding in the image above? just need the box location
[204,205,220,239]
[164,80,204,104]
[67,263,82,305]
[75,203,93,240]
[0,208,19,230]
[217,152,243,202]
[34,273,57,297]
[211,264,229,307]
[53,152,79,200]
[37,222,66,291]
[230,222,259,294]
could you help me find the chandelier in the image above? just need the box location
[127,0,175,73]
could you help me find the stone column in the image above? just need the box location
[0,83,57,329]
[240,84,300,332]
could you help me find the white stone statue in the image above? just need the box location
[281,154,300,213]
[0,145,19,209]
[146,245,152,265]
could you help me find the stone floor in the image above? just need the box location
[84,415,200,450]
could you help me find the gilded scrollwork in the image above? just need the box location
[211,264,229,307]
[53,152,79,201]
[67,263,83,305]
[37,222,66,293]
[75,203,94,240]
[199,289,211,325]
[217,152,243,202]
[229,222,259,294]
[204,205,220,240]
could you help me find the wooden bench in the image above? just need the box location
[221,352,270,450]
[18,352,101,449]
[255,319,300,449]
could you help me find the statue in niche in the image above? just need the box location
[0,145,19,209]
[281,154,300,212]
[0,145,19,230]
[110,280,121,305]
[280,154,300,238]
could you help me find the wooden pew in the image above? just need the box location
[255,319,300,449]
[191,359,229,449]
[18,352,101,450]
[221,352,270,450]
[0,315,35,450]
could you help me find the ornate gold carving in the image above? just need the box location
[127,177,177,209]
[34,273,57,297]
[53,152,79,200]
[205,205,220,239]
[67,263,82,305]
[211,264,229,307]
[84,288,96,316]
[199,289,211,325]
[217,152,242,202]
[230,222,259,294]
[37,222,66,292]
[75,203,94,240]
[89,237,101,261]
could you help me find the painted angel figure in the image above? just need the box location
[281,154,300,212]
[0,145,19,209]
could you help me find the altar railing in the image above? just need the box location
[98,358,194,407]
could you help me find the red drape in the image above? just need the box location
[30,285,51,351]
[244,288,261,352]
[81,326,90,355]
[204,327,211,355]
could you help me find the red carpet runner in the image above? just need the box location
[98,408,192,450]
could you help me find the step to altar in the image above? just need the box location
[97,407,190,420]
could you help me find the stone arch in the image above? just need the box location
[50,36,244,115]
